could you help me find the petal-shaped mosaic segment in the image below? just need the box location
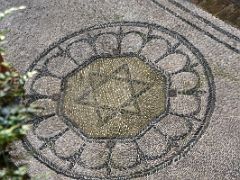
[54,130,85,158]
[156,53,188,73]
[47,56,78,77]
[121,33,143,53]
[23,22,215,180]
[32,76,61,96]
[61,56,167,139]
[80,142,109,168]
[31,99,56,116]
[140,38,168,62]
[137,128,168,158]
[111,142,139,168]
[95,34,118,54]
[155,115,192,138]
[67,41,95,64]
[34,116,67,138]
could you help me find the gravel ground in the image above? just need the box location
[0,0,240,179]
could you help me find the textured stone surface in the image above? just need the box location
[63,56,166,139]
[0,0,239,179]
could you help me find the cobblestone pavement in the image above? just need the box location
[0,0,240,179]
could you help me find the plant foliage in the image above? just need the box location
[0,6,37,180]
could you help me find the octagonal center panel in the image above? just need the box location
[62,56,167,139]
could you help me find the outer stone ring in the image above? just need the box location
[23,22,215,179]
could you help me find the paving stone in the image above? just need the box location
[32,76,61,96]
[54,130,85,158]
[171,72,198,91]
[170,94,200,115]
[156,53,187,73]
[140,38,168,62]
[31,98,56,116]
[34,115,67,138]
[68,41,95,64]
[156,115,191,137]
[95,34,118,54]
[121,33,143,53]
[80,142,109,169]
[47,56,78,77]
[137,128,168,158]
[111,142,138,168]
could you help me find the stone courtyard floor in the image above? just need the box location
[0,0,240,179]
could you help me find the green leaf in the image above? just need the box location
[14,166,27,176]
[0,6,26,21]
[0,34,5,41]
[0,169,7,177]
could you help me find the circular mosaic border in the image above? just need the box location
[22,22,215,179]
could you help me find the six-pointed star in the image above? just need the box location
[76,64,153,126]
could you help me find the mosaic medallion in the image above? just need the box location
[23,22,215,179]
[62,56,167,139]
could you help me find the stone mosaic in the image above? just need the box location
[22,22,215,179]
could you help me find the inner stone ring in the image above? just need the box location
[23,22,215,179]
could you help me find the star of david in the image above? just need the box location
[76,64,153,126]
